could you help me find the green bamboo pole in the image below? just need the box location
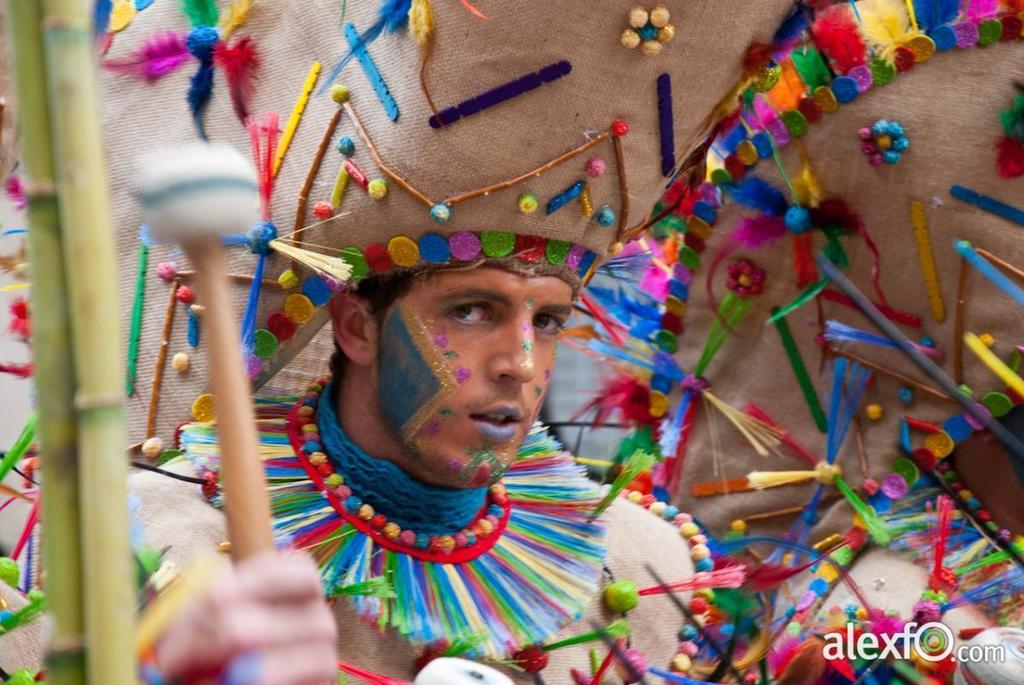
[39,1,135,682]
[3,3,86,684]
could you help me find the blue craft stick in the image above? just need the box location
[344,23,399,122]
[956,239,1024,308]
[950,185,1024,226]
[545,180,585,215]
[188,306,200,348]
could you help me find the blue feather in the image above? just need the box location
[319,0,412,95]
[772,1,810,48]
[187,61,215,141]
[729,176,789,216]
[93,0,112,37]
[914,0,959,30]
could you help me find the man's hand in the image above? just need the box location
[156,551,337,684]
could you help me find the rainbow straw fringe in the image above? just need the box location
[180,397,608,658]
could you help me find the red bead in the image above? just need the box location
[977,509,992,522]
[723,155,745,180]
[894,46,915,72]
[371,514,388,530]
[176,285,195,304]
[1001,15,1022,41]
[491,491,508,505]
[798,97,822,123]
[660,311,683,335]
[514,235,546,263]
[201,472,218,499]
[611,119,630,137]
[364,243,393,272]
[683,231,705,252]
[316,462,334,476]
[911,447,938,472]
[312,201,333,220]
[689,597,709,614]
[267,312,298,342]
[512,645,549,673]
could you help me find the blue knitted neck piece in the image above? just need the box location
[318,384,488,536]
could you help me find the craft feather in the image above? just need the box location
[183,0,219,28]
[3,175,25,211]
[966,0,999,22]
[573,376,657,428]
[913,0,959,30]
[8,300,29,342]
[730,214,789,248]
[824,320,944,361]
[217,0,254,40]
[772,1,812,51]
[0,363,32,379]
[187,61,216,141]
[729,176,789,216]
[320,0,413,95]
[408,0,434,46]
[810,3,867,74]
[93,0,112,37]
[859,0,917,62]
[104,31,192,82]
[215,37,260,122]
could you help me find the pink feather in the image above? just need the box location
[103,31,191,82]
[730,214,788,248]
[3,174,26,211]
[967,0,999,21]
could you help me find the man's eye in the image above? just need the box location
[450,303,490,323]
[534,314,565,334]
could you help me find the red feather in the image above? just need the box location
[0,363,32,378]
[215,36,260,123]
[996,135,1024,179]
[9,299,29,341]
[810,4,866,74]
[810,197,862,234]
[573,375,655,428]
[743,42,774,76]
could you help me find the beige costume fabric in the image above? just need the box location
[673,40,1024,544]
[88,0,795,446]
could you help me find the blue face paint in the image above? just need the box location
[377,306,455,441]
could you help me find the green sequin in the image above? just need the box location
[979,19,1002,46]
[481,231,515,257]
[830,546,854,566]
[710,168,733,185]
[781,110,808,137]
[677,245,700,270]
[545,239,571,265]
[981,391,1013,418]
[339,246,369,281]
[254,329,278,359]
[655,329,678,353]
[869,58,895,86]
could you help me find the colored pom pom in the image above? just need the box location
[312,201,333,220]
[730,176,789,216]
[176,285,195,304]
[611,119,630,136]
[585,156,607,177]
[996,135,1024,179]
[247,220,277,255]
[784,205,811,233]
[156,261,178,282]
[595,205,616,227]
[171,352,190,373]
[367,178,388,200]
[335,135,355,156]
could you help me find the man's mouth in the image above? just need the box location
[470,407,523,442]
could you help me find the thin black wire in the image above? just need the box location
[130,461,206,485]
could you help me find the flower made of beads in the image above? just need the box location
[859,119,910,166]
[620,6,675,56]
[726,259,766,297]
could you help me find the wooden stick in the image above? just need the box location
[611,134,630,244]
[976,246,1024,283]
[4,4,86,681]
[955,257,967,384]
[41,0,135,679]
[186,239,274,560]
[743,495,842,522]
[291,104,344,270]
[146,280,179,439]
[175,270,280,287]
[343,101,431,207]
[828,348,953,403]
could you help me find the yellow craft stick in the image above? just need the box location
[909,200,945,322]
[964,331,1024,397]
[331,165,350,208]
[903,0,919,32]
[273,62,322,178]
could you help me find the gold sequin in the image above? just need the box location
[904,35,935,62]
[665,296,686,318]
[649,390,668,418]
[736,140,758,166]
[388,236,420,267]
[687,217,711,239]
[812,85,838,113]
[924,431,955,459]
[192,393,216,422]
[284,293,316,324]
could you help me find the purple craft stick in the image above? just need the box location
[657,73,675,177]
[429,60,572,128]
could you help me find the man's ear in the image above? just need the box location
[330,292,378,367]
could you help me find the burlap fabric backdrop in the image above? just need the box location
[675,40,1024,540]
[77,0,794,447]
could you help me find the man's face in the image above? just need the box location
[371,267,573,487]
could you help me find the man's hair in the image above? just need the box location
[328,273,416,384]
